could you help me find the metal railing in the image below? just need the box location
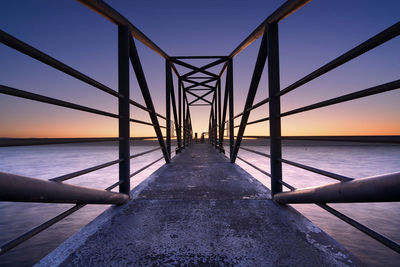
[1,0,399,259]
[204,0,400,255]
[0,0,194,256]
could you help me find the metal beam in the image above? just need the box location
[267,23,282,195]
[178,79,182,150]
[171,56,227,59]
[217,79,222,152]
[187,90,213,105]
[218,0,311,77]
[183,78,216,90]
[274,172,400,204]
[182,57,228,78]
[170,58,218,78]
[228,0,311,59]
[168,64,181,152]
[166,59,172,159]
[129,36,170,163]
[231,28,269,162]
[118,25,130,194]
[78,0,168,59]
[227,59,234,161]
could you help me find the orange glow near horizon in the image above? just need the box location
[2,111,399,138]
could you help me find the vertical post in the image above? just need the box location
[213,91,218,148]
[183,87,186,148]
[221,63,230,155]
[178,79,182,151]
[268,23,282,195]
[170,74,180,154]
[228,59,234,162]
[217,79,222,152]
[165,60,171,160]
[118,25,130,195]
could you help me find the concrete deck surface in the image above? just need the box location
[38,144,362,266]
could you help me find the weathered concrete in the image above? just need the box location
[38,144,363,266]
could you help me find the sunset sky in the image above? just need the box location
[0,0,399,138]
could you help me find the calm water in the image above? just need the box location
[0,143,399,266]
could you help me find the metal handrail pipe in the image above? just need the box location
[278,21,400,97]
[233,97,270,120]
[272,178,400,253]
[130,156,164,178]
[277,179,296,191]
[274,171,400,204]
[0,84,120,119]
[228,0,311,59]
[0,179,124,256]
[317,203,400,253]
[279,158,353,182]
[0,30,121,98]
[231,135,400,143]
[130,136,160,140]
[237,156,271,177]
[280,79,400,118]
[0,204,86,256]
[129,147,160,159]
[130,118,166,128]
[246,117,270,126]
[129,99,167,120]
[281,135,400,144]
[0,172,129,204]
[78,0,168,59]
[240,146,271,158]
[0,137,120,147]
[218,0,310,77]
[105,180,124,191]
[240,135,269,139]
[130,99,152,112]
[50,159,122,182]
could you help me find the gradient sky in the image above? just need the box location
[0,0,399,138]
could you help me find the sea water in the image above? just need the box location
[0,143,399,266]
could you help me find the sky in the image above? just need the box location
[0,0,399,138]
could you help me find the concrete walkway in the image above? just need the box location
[38,144,361,266]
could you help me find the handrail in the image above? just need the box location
[227,0,311,59]
[277,22,400,97]
[274,172,400,204]
[278,158,353,182]
[280,80,400,117]
[0,30,121,98]
[0,85,120,119]
[0,172,129,204]
[211,0,400,257]
[1,0,399,260]
[50,159,122,182]
[0,0,187,258]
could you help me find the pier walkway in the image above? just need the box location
[39,144,359,266]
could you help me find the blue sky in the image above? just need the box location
[0,0,399,137]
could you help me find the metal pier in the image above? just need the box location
[38,144,361,266]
